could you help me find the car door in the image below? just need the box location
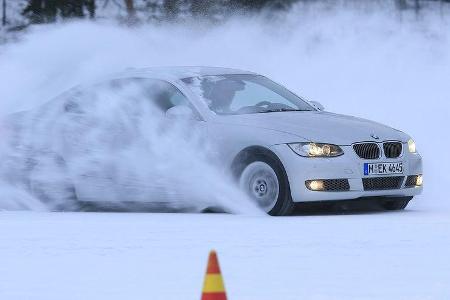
[70,77,206,204]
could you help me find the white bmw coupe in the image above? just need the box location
[4,67,423,215]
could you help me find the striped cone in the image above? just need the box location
[201,250,227,300]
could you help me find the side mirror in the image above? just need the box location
[166,105,197,120]
[309,101,325,111]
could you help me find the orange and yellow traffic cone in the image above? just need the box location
[201,250,227,300]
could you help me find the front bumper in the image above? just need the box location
[271,144,423,203]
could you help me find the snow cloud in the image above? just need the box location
[0,2,448,211]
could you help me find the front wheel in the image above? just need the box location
[239,156,294,216]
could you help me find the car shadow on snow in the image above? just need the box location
[73,198,412,216]
[75,201,198,213]
[291,198,409,216]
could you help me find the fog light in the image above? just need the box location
[416,175,423,186]
[306,180,325,191]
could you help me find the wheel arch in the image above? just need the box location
[230,145,295,216]
[230,145,288,181]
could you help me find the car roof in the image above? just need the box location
[114,66,256,80]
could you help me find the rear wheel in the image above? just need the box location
[27,153,79,211]
[381,196,413,211]
[238,154,294,216]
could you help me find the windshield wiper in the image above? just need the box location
[259,108,309,113]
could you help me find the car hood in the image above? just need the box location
[213,111,409,145]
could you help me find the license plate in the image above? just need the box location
[364,162,403,175]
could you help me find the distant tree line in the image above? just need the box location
[22,0,96,23]
[2,0,450,29]
[1,0,297,27]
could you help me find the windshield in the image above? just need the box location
[182,74,314,115]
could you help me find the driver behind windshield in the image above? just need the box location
[183,74,315,115]
[203,78,245,114]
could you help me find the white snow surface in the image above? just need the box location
[0,210,449,300]
[1,3,450,299]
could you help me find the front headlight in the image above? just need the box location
[288,142,344,157]
[408,139,417,153]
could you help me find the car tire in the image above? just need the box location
[27,153,80,211]
[238,153,294,216]
[381,196,413,211]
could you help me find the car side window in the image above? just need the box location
[105,78,191,113]
[170,91,189,107]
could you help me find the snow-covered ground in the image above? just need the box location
[1,205,449,300]
[1,3,450,299]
